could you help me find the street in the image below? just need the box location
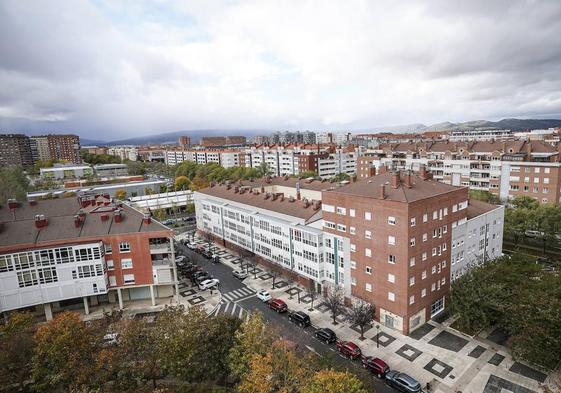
[176,242,396,393]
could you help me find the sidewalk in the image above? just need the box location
[189,234,549,393]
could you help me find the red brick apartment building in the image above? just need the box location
[322,168,468,334]
[0,193,177,320]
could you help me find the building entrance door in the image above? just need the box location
[385,314,395,329]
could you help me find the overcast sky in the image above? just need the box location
[1,0,561,141]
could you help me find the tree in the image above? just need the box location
[469,190,500,204]
[0,312,36,391]
[529,203,561,254]
[126,160,147,176]
[190,176,210,191]
[0,167,29,205]
[299,170,319,179]
[247,254,259,278]
[32,311,99,392]
[510,195,539,210]
[324,285,345,325]
[186,203,196,214]
[330,173,350,182]
[175,176,190,190]
[144,187,154,195]
[237,340,312,393]
[346,300,376,339]
[115,189,127,200]
[228,312,274,381]
[504,207,531,247]
[306,281,318,311]
[202,230,214,252]
[302,369,368,393]
[255,162,273,178]
[270,267,281,290]
[153,208,167,221]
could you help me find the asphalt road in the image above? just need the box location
[176,242,396,393]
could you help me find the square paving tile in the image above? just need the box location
[187,296,206,305]
[216,250,227,255]
[274,280,288,289]
[483,375,537,393]
[259,273,273,280]
[409,323,435,340]
[231,259,240,265]
[371,331,396,347]
[424,358,453,379]
[488,353,505,366]
[315,303,329,313]
[468,345,487,358]
[428,330,469,352]
[223,255,234,260]
[285,287,302,295]
[251,267,263,274]
[396,344,423,362]
[179,289,197,297]
[509,362,547,383]
[178,282,189,289]
[299,294,313,304]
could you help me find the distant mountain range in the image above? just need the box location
[80,118,561,146]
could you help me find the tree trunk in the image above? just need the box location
[360,326,364,340]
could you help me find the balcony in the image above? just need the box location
[149,238,171,254]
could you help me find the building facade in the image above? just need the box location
[0,134,34,167]
[0,195,177,320]
[46,134,81,163]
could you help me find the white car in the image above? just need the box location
[102,333,120,347]
[198,278,220,290]
[256,289,272,302]
[176,255,187,263]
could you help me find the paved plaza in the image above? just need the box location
[183,234,554,393]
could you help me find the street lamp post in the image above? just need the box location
[376,324,380,348]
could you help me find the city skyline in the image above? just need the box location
[2,1,561,140]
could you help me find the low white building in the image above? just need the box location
[451,200,504,280]
[40,165,93,180]
[129,190,193,211]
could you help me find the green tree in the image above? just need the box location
[32,311,99,392]
[175,176,190,190]
[299,171,319,179]
[255,162,273,178]
[0,312,36,391]
[302,369,368,393]
[185,203,196,214]
[125,160,147,176]
[510,195,539,210]
[115,189,127,200]
[529,204,561,254]
[0,167,29,205]
[330,173,350,182]
[504,207,531,246]
[469,190,500,204]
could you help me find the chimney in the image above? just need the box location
[288,196,295,203]
[143,213,151,225]
[296,190,301,200]
[74,215,81,228]
[114,210,123,223]
[351,175,357,183]
[29,199,38,206]
[391,171,399,189]
[234,186,240,193]
[303,199,310,208]
[101,213,109,222]
[404,171,412,188]
[368,166,377,177]
[378,165,387,175]
[34,214,48,228]
[380,184,386,199]
[260,186,265,193]
[419,165,428,179]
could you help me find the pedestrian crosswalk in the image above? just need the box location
[214,301,250,320]
[222,286,255,302]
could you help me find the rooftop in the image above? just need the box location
[324,170,467,203]
[0,195,170,250]
[466,199,502,219]
[196,183,323,222]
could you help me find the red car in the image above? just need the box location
[335,340,361,359]
[268,298,288,313]
[361,356,390,378]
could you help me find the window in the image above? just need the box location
[337,224,346,232]
[365,248,372,257]
[105,244,112,253]
[119,242,131,252]
[106,259,114,270]
[0,255,12,272]
[423,213,428,223]
[365,266,372,275]
[431,297,444,316]
[535,167,540,173]
[121,259,133,269]
[351,277,357,286]
[109,275,117,286]
[431,283,436,291]
[350,226,356,235]
[388,236,396,245]
[410,238,416,247]
[423,233,428,242]
[545,167,550,174]
[388,216,396,225]
[433,211,438,220]
[365,212,371,221]
[432,247,437,256]
[349,209,356,217]
[409,257,415,267]
[410,217,416,227]
[351,260,356,269]
[388,255,396,264]
[422,270,427,279]
[432,265,437,274]
[421,288,427,297]
[409,295,415,305]
[350,243,356,252]
[366,283,372,292]
[534,177,539,184]
[409,276,415,286]
[388,292,395,301]
[124,274,135,284]
[422,252,427,261]
[17,271,38,287]
[325,221,336,229]
[452,204,457,212]
[388,273,395,283]
[336,207,346,215]
[38,267,58,284]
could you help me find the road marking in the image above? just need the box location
[305,345,322,357]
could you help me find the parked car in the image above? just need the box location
[288,311,310,327]
[201,250,212,259]
[385,371,421,393]
[361,356,390,378]
[268,298,288,313]
[256,289,272,302]
[162,219,175,225]
[314,328,337,344]
[175,255,187,264]
[335,340,361,359]
[198,278,220,290]
[232,270,248,280]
